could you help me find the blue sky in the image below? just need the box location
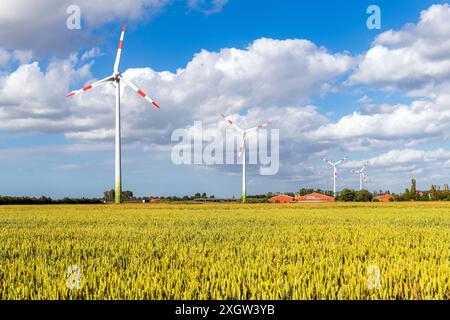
[1,0,450,198]
[80,0,430,74]
[94,0,439,71]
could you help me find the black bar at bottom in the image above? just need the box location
[0,300,446,319]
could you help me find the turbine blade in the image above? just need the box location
[238,136,245,159]
[335,157,347,166]
[113,23,126,73]
[66,75,114,97]
[121,76,160,109]
[220,113,243,131]
[246,121,272,132]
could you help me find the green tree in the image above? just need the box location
[104,189,115,202]
[355,190,373,202]
[429,185,438,201]
[121,191,134,202]
[103,190,134,202]
[401,188,411,201]
[339,189,356,202]
[410,179,418,200]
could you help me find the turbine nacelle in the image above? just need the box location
[323,156,347,167]
[66,24,160,110]
[220,113,271,159]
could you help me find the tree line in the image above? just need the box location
[103,190,216,203]
[331,179,450,202]
[0,196,102,205]
[393,179,450,201]
[123,180,450,203]
[1,179,448,205]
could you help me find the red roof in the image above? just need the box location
[270,195,295,203]
[296,193,335,202]
[373,194,393,202]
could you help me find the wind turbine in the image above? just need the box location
[66,24,160,204]
[351,163,368,191]
[323,156,347,198]
[220,113,271,203]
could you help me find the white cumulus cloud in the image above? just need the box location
[0,0,227,56]
[350,4,450,96]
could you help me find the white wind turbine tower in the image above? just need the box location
[323,156,347,198]
[66,24,161,204]
[221,113,272,203]
[351,163,368,191]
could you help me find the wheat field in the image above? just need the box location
[0,202,448,299]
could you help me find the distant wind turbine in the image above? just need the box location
[323,156,347,197]
[351,163,368,191]
[221,113,271,203]
[66,24,161,204]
